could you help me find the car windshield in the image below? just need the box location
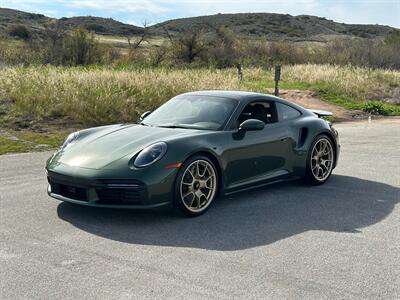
[142,95,237,130]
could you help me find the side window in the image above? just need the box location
[236,101,278,128]
[276,103,301,121]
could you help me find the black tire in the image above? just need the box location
[173,155,218,217]
[304,134,335,185]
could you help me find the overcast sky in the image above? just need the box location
[1,0,399,28]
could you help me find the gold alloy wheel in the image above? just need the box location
[311,138,334,182]
[180,159,217,213]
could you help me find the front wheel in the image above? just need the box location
[304,135,335,185]
[174,156,218,217]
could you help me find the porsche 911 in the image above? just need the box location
[46,91,340,216]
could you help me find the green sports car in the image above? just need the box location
[46,91,340,216]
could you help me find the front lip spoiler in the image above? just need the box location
[47,185,170,209]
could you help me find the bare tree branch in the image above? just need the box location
[127,20,149,49]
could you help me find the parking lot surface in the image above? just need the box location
[1,120,399,299]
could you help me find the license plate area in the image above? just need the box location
[59,184,88,201]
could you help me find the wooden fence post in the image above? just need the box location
[274,65,281,96]
[237,63,243,81]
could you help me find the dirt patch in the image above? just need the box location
[279,89,366,122]
[9,117,83,133]
[0,129,51,149]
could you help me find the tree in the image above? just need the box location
[149,43,168,66]
[208,25,237,68]
[42,21,66,64]
[127,21,149,50]
[6,25,31,40]
[167,28,206,63]
[62,28,101,65]
[385,30,400,47]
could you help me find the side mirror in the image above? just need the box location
[140,111,151,121]
[239,119,265,131]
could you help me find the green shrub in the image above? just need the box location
[62,28,102,66]
[206,27,238,68]
[6,25,31,40]
[362,102,389,115]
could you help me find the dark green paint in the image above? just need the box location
[46,91,339,208]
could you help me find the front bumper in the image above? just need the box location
[48,185,170,209]
[46,166,175,208]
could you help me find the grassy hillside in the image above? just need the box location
[0,8,398,155]
[0,64,398,129]
[57,16,143,36]
[151,13,396,40]
[0,7,50,37]
[0,64,398,154]
[0,7,143,38]
[0,7,397,41]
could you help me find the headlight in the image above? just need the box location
[134,142,167,168]
[61,132,79,149]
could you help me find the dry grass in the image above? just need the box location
[0,64,399,128]
[244,64,400,100]
[0,66,240,125]
[284,64,400,101]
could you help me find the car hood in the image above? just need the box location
[53,124,204,169]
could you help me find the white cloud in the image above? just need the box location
[2,0,169,14]
[64,0,169,14]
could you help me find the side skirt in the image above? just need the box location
[222,176,301,196]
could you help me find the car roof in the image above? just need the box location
[179,90,310,113]
[180,90,265,100]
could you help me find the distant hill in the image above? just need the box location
[0,7,143,38]
[0,7,50,37]
[152,13,396,40]
[0,7,397,41]
[57,16,143,35]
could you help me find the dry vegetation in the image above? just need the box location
[1,10,399,154]
[0,66,239,126]
[1,24,400,69]
[0,64,399,131]
[274,65,400,104]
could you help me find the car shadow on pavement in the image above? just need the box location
[57,175,399,251]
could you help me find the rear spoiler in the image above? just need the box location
[308,109,333,118]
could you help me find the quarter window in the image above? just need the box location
[276,103,301,121]
[236,101,278,128]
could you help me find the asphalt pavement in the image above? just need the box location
[0,119,399,299]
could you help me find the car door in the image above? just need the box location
[223,100,293,190]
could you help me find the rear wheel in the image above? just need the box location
[174,155,218,217]
[305,135,335,185]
